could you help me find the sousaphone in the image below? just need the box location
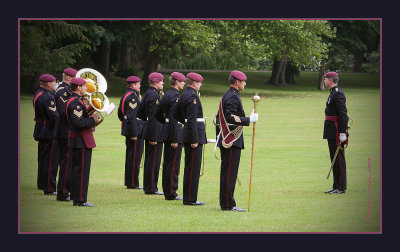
[76,68,116,127]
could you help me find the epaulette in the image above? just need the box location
[56,86,65,93]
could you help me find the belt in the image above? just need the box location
[185,118,205,123]
[325,115,338,122]
[34,118,50,124]
[165,118,182,125]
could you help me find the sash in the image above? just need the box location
[325,115,348,147]
[218,99,243,148]
[33,91,43,121]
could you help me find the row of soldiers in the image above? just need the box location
[33,68,258,210]
[33,68,348,210]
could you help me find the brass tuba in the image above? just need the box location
[76,68,116,127]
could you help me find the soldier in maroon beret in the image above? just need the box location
[54,68,78,201]
[215,70,258,211]
[137,72,165,195]
[154,72,186,201]
[33,74,60,195]
[66,77,101,206]
[323,71,349,194]
[174,72,206,205]
[118,76,145,190]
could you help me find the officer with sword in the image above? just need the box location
[323,72,350,194]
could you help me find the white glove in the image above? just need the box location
[339,133,347,142]
[250,110,258,123]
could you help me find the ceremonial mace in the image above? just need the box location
[248,93,261,212]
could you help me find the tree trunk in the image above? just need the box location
[352,52,364,72]
[100,39,111,78]
[318,58,326,90]
[285,61,297,84]
[140,51,161,93]
[279,57,287,86]
[116,38,132,77]
[29,72,41,94]
[267,57,279,85]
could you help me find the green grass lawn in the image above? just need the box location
[19,71,380,233]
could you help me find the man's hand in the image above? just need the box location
[250,109,258,123]
[191,143,198,148]
[150,141,157,145]
[131,137,137,141]
[339,133,347,142]
[171,143,178,149]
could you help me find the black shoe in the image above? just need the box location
[145,191,164,195]
[222,206,246,212]
[174,195,183,201]
[329,189,345,194]
[44,191,57,196]
[324,189,335,193]
[73,202,95,207]
[57,196,71,202]
[183,200,205,206]
[127,186,143,189]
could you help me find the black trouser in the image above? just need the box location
[328,139,347,191]
[219,146,241,209]
[56,138,71,199]
[125,137,144,188]
[162,142,183,200]
[37,139,59,193]
[143,141,163,193]
[70,147,92,203]
[183,144,203,203]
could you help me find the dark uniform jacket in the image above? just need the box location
[33,87,60,140]
[216,87,250,149]
[118,88,144,138]
[137,86,163,142]
[54,82,73,139]
[66,93,96,149]
[323,86,349,139]
[154,87,183,143]
[174,86,206,145]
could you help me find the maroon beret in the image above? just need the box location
[324,72,338,78]
[64,68,78,77]
[230,70,247,81]
[70,77,86,86]
[126,76,141,83]
[39,74,56,82]
[148,72,164,83]
[187,72,204,82]
[171,72,186,82]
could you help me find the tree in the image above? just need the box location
[20,20,90,92]
[244,20,335,86]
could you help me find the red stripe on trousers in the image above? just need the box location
[188,148,195,201]
[132,140,137,187]
[226,148,232,208]
[63,148,70,195]
[80,149,84,202]
[47,139,55,192]
[170,147,178,195]
[338,152,342,191]
[151,144,157,192]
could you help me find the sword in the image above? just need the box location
[326,144,342,179]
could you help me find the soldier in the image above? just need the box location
[174,72,206,206]
[216,70,258,211]
[66,77,101,206]
[54,68,77,201]
[154,72,186,201]
[137,72,164,195]
[33,74,60,195]
[323,72,349,194]
[118,76,145,190]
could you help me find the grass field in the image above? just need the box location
[19,71,380,233]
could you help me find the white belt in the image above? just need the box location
[165,118,183,125]
[185,118,205,123]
